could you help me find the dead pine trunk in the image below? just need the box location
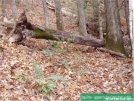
[54,0,64,31]
[104,0,127,56]
[76,0,88,36]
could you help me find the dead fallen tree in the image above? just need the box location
[2,12,33,42]
[2,11,104,47]
[97,47,126,58]
[2,11,127,57]
[32,25,105,47]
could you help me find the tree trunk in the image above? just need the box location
[54,0,64,31]
[76,0,88,36]
[42,0,50,28]
[12,0,17,20]
[104,0,127,56]
[129,0,134,94]
[124,0,130,35]
[1,0,5,17]
[97,0,103,39]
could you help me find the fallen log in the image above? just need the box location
[3,11,105,47]
[2,11,33,43]
[32,25,105,47]
[3,12,127,57]
[97,47,126,57]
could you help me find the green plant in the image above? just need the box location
[32,61,66,99]
[0,49,2,53]
[58,48,67,54]
[59,60,70,69]
[46,40,59,49]
[45,40,59,60]
[37,10,41,14]
[80,69,87,76]
[18,75,24,83]
[18,74,32,83]
[34,62,43,78]
[44,48,56,61]
[29,11,35,16]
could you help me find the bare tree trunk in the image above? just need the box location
[76,0,88,36]
[104,0,127,56]
[54,0,64,31]
[42,0,50,28]
[12,0,17,20]
[124,0,132,54]
[98,0,103,39]
[129,0,134,95]
[1,0,5,17]
[124,0,130,35]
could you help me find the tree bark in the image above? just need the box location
[76,0,88,36]
[129,0,134,95]
[12,0,17,20]
[97,0,103,39]
[1,0,5,17]
[104,0,127,56]
[54,0,64,31]
[42,0,50,28]
[124,0,130,35]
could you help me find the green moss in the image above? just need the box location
[106,36,128,57]
[32,28,58,40]
[45,28,56,33]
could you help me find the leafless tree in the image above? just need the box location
[76,0,88,36]
[129,0,134,95]
[54,0,64,31]
[1,0,5,17]
[124,0,130,35]
[97,0,103,39]
[12,0,17,20]
[42,0,50,28]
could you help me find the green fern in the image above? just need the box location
[59,60,70,69]
[33,61,43,78]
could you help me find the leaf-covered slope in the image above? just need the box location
[0,39,132,101]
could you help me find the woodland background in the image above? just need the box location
[0,0,132,101]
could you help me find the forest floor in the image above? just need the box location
[0,1,133,101]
